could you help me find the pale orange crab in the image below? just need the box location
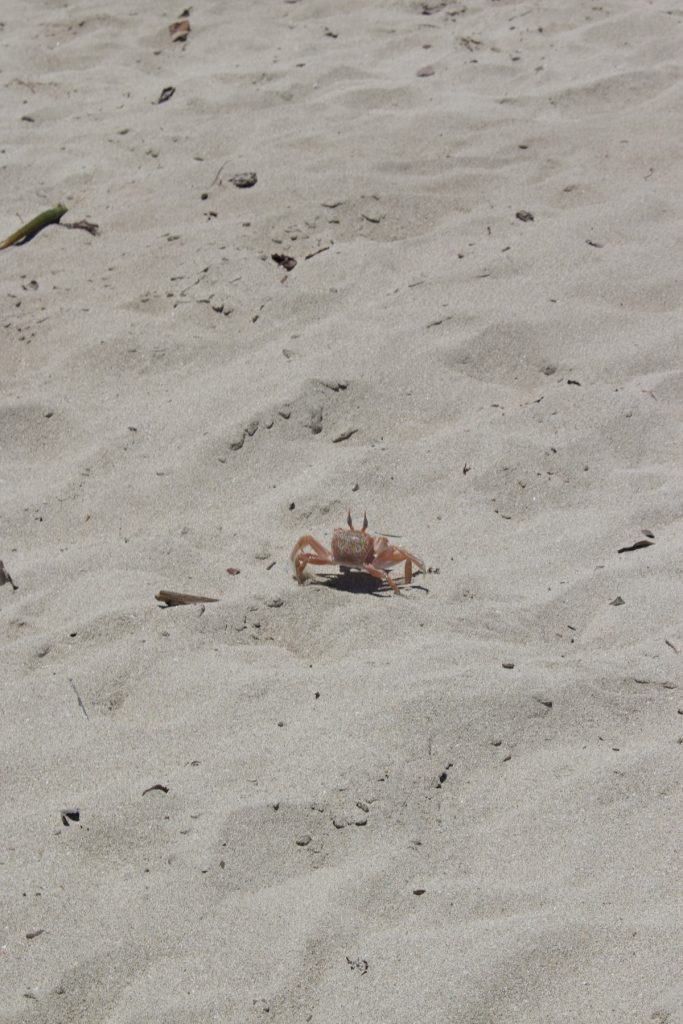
[290,512,425,594]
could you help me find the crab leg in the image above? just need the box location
[292,553,338,583]
[362,563,401,594]
[374,544,426,583]
[290,535,332,561]
[290,536,335,583]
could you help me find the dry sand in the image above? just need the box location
[1,0,682,1021]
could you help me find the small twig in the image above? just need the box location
[332,428,358,443]
[155,590,218,606]
[207,160,228,189]
[62,219,99,236]
[0,203,67,250]
[69,680,89,720]
[617,539,654,554]
[304,245,331,260]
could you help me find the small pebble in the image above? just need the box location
[231,171,257,188]
[295,834,312,846]
[502,662,514,669]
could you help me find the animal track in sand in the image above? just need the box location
[222,378,354,456]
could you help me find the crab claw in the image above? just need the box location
[347,509,353,529]
[362,511,368,532]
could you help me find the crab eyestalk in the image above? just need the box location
[346,510,369,532]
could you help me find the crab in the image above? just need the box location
[290,512,425,594]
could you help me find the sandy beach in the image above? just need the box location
[1,0,681,1021]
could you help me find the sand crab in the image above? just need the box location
[290,512,425,594]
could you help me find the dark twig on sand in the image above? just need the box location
[155,590,218,605]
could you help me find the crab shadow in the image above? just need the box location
[310,569,428,598]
